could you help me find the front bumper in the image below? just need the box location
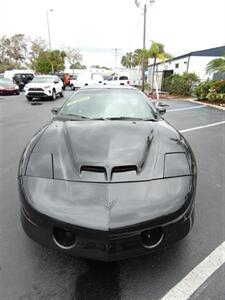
[25,89,52,98]
[19,175,196,261]
[0,89,19,95]
[21,204,194,261]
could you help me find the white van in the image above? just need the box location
[70,73,104,90]
[4,69,34,80]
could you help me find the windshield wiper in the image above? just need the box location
[59,113,90,120]
[105,116,158,121]
[105,117,144,121]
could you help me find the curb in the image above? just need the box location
[185,98,225,112]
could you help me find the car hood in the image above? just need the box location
[0,82,18,89]
[29,119,192,183]
[26,83,52,88]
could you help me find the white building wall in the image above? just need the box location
[148,54,222,88]
[188,56,218,80]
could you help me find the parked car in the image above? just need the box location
[70,73,104,90]
[12,73,34,91]
[18,86,197,261]
[0,78,20,95]
[24,75,64,101]
[104,70,142,87]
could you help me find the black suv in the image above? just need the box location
[13,73,34,91]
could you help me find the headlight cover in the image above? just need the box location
[26,153,53,179]
[164,152,191,178]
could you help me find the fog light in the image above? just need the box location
[53,227,76,249]
[141,227,163,248]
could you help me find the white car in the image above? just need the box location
[70,73,104,90]
[25,75,64,101]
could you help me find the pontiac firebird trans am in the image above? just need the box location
[18,86,197,261]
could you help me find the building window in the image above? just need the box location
[175,63,179,68]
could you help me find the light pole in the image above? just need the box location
[135,0,155,92]
[113,48,120,74]
[46,9,54,74]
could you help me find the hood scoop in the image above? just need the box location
[80,164,138,181]
[112,165,137,173]
[80,165,106,173]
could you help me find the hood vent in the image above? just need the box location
[80,165,106,173]
[112,165,137,174]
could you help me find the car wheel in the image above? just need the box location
[71,84,75,90]
[16,91,20,95]
[60,89,64,97]
[51,89,56,101]
[26,96,32,101]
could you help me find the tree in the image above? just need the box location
[63,47,82,74]
[29,37,48,70]
[70,62,87,70]
[133,48,149,69]
[121,52,135,69]
[35,50,66,74]
[148,41,171,91]
[91,65,111,70]
[206,52,225,74]
[49,50,66,73]
[0,34,28,72]
[9,34,28,66]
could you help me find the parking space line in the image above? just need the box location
[180,120,225,133]
[168,105,206,112]
[161,241,225,300]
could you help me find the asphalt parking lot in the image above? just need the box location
[0,91,224,300]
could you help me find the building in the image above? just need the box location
[148,45,225,90]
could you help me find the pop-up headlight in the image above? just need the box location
[26,153,53,179]
[164,153,190,178]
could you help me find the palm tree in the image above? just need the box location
[206,52,225,74]
[133,48,149,70]
[148,41,171,91]
[121,52,134,69]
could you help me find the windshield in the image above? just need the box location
[31,77,53,83]
[59,88,158,120]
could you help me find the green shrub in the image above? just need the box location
[194,80,225,102]
[163,72,200,96]
[194,80,211,100]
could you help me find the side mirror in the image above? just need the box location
[155,101,168,115]
[51,107,60,115]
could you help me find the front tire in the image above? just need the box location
[71,84,75,90]
[60,89,64,97]
[51,89,56,101]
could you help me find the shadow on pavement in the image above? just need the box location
[74,260,121,300]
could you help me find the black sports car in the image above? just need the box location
[18,86,197,261]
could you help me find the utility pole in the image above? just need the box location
[113,48,119,74]
[141,4,147,92]
[46,9,54,74]
[135,0,155,92]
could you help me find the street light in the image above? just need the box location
[135,0,155,92]
[46,9,54,73]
